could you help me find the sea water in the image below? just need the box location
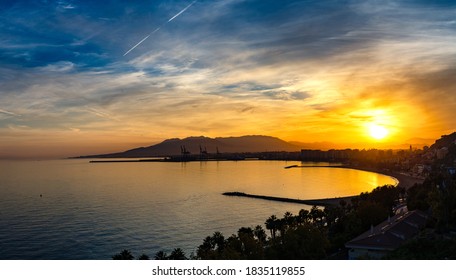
[0,159,396,259]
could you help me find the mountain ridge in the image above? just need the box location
[79,135,301,158]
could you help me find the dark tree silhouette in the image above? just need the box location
[154,250,168,260]
[310,206,325,228]
[169,248,187,260]
[211,231,225,253]
[283,211,295,232]
[297,209,310,225]
[112,249,134,260]
[197,234,221,259]
[137,254,150,260]
[265,215,278,239]
[253,225,267,244]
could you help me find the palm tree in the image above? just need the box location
[283,211,295,227]
[253,225,267,243]
[265,215,278,240]
[169,248,187,260]
[197,236,214,259]
[298,209,310,225]
[212,231,225,252]
[112,249,134,260]
[310,206,326,227]
[238,227,254,238]
[137,254,150,260]
[154,250,168,260]
[276,218,286,238]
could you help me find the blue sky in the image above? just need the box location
[1,0,456,158]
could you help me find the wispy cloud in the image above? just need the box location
[0,109,21,117]
[1,0,456,157]
[39,61,76,72]
[85,107,120,121]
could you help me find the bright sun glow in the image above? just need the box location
[369,124,389,140]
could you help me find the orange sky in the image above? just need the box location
[1,1,456,159]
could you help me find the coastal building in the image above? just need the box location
[345,210,427,259]
[300,149,352,161]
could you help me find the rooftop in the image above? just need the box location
[345,210,427,251]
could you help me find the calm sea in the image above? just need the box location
[0,159,397,259]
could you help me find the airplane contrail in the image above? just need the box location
[168,0,197,22]
[123,0,197,56]
[123,27,160,56]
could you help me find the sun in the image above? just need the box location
[369,124,389,140]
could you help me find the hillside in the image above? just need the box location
[430,132,456,150]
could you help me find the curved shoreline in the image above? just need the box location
[292,165,423,188]
[296,165,423,206]
[225,165,424,207]
[336,164,423,190]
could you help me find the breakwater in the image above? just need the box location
[222,191,354,207]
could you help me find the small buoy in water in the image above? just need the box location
[40,194,42,197]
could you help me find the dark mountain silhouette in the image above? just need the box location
[80,135,301,158]
[430,132,456,150]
